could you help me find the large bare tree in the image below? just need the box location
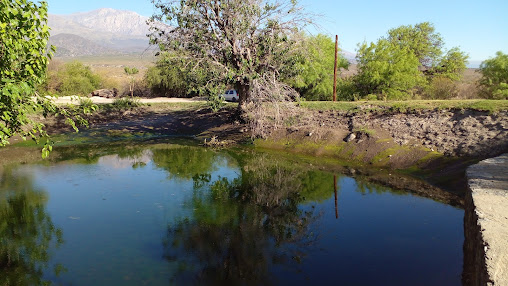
[148,0,311,106]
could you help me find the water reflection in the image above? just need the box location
[0,142,464,285]
[0,167,64,285]
[152,147,218,180]
[164,155,324,285]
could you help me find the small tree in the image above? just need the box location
[287,34,349,101]
[149,0,312,107]
[386,22,468,80]
[353,22,468,99]
[354,39,423,99]
[479,51,508,99]
[124,66,139,97]
[60,61,103,96]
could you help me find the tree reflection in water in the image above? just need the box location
[163,155,322,285]
[0,167,64,285]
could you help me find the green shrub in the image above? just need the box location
[336,78,356,101]
[287,34,349,101]
[365,94,378,101]
[112,97,142,110]
[424,76,458,99]
[77,97,97,114]
[479,51,508,99]
[145,60,191,98]
[48,61,103,96]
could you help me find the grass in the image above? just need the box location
[111,97,143,110]
[300,99,508,113]
[353,126,375,136]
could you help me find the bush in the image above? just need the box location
[479,51,508,99]
[97,71,121,91]
[121,80,150,98]
[145,62,190,98]
[42,61,103,96]
[287,34,349,101]
[336,78,357,101]
[424,76,458,99]
[112,97,142,110]
[77,97,97,114]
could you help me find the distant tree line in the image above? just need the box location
[145,1,506,102]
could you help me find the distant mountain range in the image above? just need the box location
[48,8,155,57]
[48,8,358,60]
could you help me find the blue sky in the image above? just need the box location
[47,0,507,61]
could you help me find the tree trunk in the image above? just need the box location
[235,81,250,107]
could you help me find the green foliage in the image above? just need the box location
[144,53,200,98]
[1,0,53,148]
[432,47,469,81]
[0,0,87,156]
[57,61,102,96]
[124,66,139,97]
[151,147,217,180]
[424,76,458,99]
[288,34,349,101]
[387,22,444,69]
[479,51,508,99]
[352,22,468,100]
[111,97,142,110]
[123,67,139,76]
[354,39,423,99]
[77,97,97,114]
[336,77,358,101]
[208,93,226,112]
[149,0,309,104]
[300,100,508,113]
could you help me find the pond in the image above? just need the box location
[0,141,464,285]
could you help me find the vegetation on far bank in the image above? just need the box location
[2,0,507,156]
[300,99,508,113]
[60,99,508,116]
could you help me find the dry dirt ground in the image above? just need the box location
[52,96,206,104]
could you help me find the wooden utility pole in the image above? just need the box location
[333,35,338,102]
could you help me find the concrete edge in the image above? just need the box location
[463,154,508,286]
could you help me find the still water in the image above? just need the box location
[0,142,463,285]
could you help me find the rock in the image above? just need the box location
[88,88,118,98]
[344,133,356,142]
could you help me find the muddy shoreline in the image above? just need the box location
[26,104,507,202]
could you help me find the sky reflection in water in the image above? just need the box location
[0,143,464,285]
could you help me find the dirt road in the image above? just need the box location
[52,96,206,104]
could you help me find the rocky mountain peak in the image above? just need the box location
[64,8,151,36]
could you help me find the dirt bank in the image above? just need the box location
[249,107,508,195]
[40,104,507,197]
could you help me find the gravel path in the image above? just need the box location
[52,96,206,104]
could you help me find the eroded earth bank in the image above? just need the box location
[18,104,507,203]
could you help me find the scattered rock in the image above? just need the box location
[344,133,356,142]
[88,88,119,98]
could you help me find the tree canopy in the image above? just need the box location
[479,51,508,99]
[353,22,468,99]
[1,0,53,148]
[386,22,444,69]
[287,34,349,101]
[354,39,423,99]
[148,0,311,105]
